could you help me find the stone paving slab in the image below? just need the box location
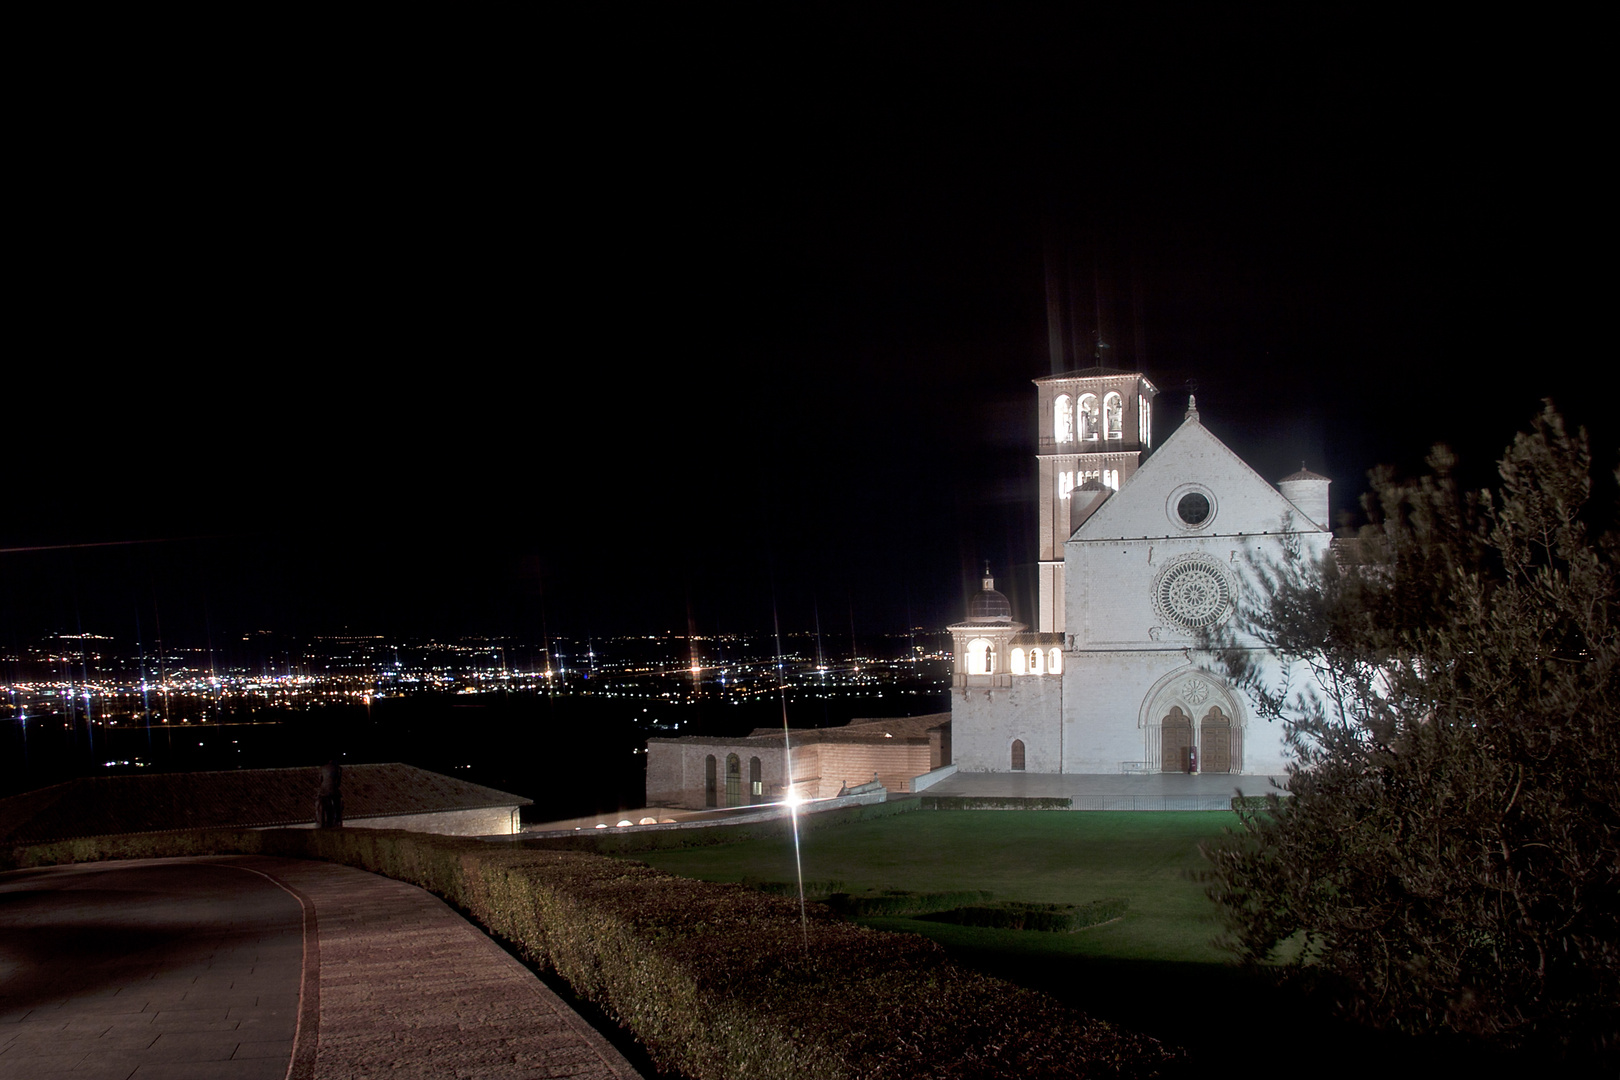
[251,858,640,1080]
[0,858,305,1080]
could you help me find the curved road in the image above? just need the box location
[0,856,640,1080]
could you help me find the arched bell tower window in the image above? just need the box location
[1030,647,1044,674]
[1078,394,1099,440]
[1054,395,1073,444]
[1010,647,1025,673]
[1049,648,1062,674]
[1139,396,1152,447]
[966,637,996,674]
[1104,392,1123,440]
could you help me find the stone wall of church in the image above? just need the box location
[1059,650,1292,774]
[951,677,1064,772]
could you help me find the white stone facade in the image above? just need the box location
[952,380,1331,777]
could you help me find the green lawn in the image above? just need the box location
[630,809,1234,964]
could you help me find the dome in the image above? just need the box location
[967,567,1014,623]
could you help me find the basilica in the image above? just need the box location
[948,367,1332,776]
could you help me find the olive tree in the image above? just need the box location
[1202,406,1618,1057]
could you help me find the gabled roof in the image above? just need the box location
[1072,411,1327,541]
[0,763,531,845]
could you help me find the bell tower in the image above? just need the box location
[1033,367,1157,633]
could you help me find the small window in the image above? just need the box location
[1011,739,1026,771]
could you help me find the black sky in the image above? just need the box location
[4,11,1607,650]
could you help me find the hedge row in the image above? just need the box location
[919,898,1130,933]
[824,889,996,918]
[920,795,1074,811]
[6,827,1178,1079]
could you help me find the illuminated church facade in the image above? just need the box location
[948,368,1332,776]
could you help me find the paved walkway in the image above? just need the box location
[0,856,641,1080]
[923,769,1290,809]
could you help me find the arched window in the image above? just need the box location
[1010,647,1025,674]
[1011,739,1026,771]
[749,756,763,800]
[1078,394,1099,440]
[1104,392,1123,440]
[725,753,742,806]
[966,637,995,674]
[1030,647,1044,674]
[1048,648,1062,674]
[1059,471,1073,500]
[704,755,718,807]
[1054,395,1073,443]
[1139,396,1151,446]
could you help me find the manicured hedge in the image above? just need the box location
[919,897,1130,933]
[5,827,1177,1078]
[920,795,1074,810]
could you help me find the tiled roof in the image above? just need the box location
[0,763,531,845]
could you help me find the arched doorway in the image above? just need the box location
[1200,706,1234,773]
[704,755,717,807]
[1140,667,1246,774]
[1160,707,1193,772]
[725,753,742,806]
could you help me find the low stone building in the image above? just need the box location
[645,713,950,809]
[0,763,532,846]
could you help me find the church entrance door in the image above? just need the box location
[1160,707,1193,772]
[1200,706,1233,773]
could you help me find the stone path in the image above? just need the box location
[0,856,641,1080]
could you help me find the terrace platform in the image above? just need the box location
[921,769,1290,810]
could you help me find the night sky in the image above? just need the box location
[5,12,1606,650]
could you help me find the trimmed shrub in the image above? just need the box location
[824,889,995,917]
[920,795,1073,811]
[920,898,1130,933]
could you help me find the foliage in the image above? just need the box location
[1201,405,1619,1058]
